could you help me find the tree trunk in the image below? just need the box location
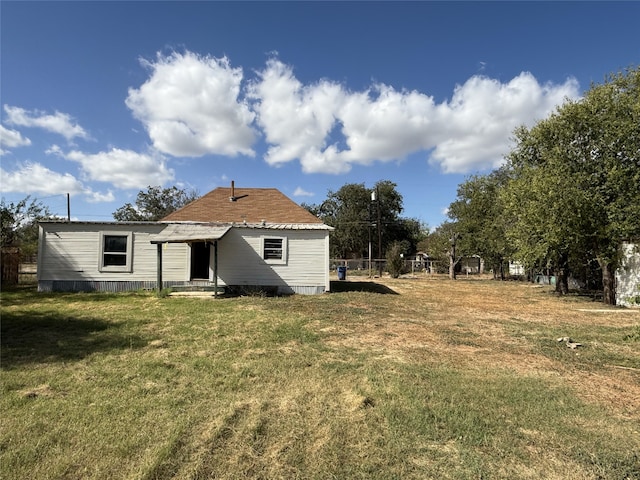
[555,252,569,295]
[449,251,456,280]
[600,260,616,305]
[448,234,460,280]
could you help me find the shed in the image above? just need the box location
[616,241,640,307]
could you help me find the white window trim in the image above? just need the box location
[261,235,287,265]
[99,231,133,273]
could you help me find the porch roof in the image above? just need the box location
[150,223,232,244]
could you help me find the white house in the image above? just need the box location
[616,241,640,307]
[38,185,333,295]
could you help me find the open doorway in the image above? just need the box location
[190,242,210,280]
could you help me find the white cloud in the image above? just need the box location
[64,147,174,189]
[0,124,32,152]
[85,189,115,203]
[248,59,345,173]
[126,51,256,158]
[0,162,85,195]
[249,60,581,175]
[428,73,580,173]
[337,84,437,165]
[3,105,88,141]
[293,187,314,197]
[1,161,119,204]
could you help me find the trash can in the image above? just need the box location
[337,266,347,280]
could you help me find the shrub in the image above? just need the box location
[386,241,404,278]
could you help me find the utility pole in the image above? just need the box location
[67,193,71,222]
[376,185,382,277]
[369,190,375,277]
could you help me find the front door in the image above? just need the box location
[190,242,210,280]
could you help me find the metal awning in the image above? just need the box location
[150,224,231,244]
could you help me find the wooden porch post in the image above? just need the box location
[213,240,218,299]
[156,243,163,294]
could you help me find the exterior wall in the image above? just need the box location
[38,223,189,291]
[38,222,330,294]
[216,228,330,294]
[616,242,640,307]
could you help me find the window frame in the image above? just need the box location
[99,231,133,272]
[261,236,287,265]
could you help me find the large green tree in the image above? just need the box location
[113,186,200,221]
[419,221,473,279]
[447,168,514,279]
[503,66,640,303]
[305,180,426,259]
[1,196,54,258]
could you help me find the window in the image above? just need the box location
[100,232,133,272]
[262,236,287,264]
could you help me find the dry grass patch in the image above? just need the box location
[1,280,639,479]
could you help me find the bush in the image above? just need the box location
[386,242,404,278]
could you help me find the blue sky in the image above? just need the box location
[1,1,638,229]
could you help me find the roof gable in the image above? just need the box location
[161,187,323,224]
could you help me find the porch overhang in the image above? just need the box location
[150,223,231,244]
[150,223,231,297]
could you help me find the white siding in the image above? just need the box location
[39,223,189,283]
[216,228,329,292]
[38,222,330,293]
[616,242,640,307]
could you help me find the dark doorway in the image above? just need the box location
[191,242,210,280]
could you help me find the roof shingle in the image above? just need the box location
[161,187,323,224]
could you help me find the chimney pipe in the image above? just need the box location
[230,180,235,201]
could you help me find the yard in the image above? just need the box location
[1,276,639,479]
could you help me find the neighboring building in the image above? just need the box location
[509,260,524,276]
[38,184,333,295]
[616,241,640,307]
[457,255,483,274]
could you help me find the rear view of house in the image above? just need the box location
[38,185,333,295]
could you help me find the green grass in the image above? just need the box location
[1,282,639,479]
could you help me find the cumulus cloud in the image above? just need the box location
[0,161,117,203]
[427,73,580,172]
[123,51,579,175]
[248,59,345,172]
[249,59,580,174]
[126,51,256,158]
[85,189,115,203]
[0,124,32,152]
[64,147,174,189]
[0,162,85,195]
[293,187,314,197]
[3,105,88,141]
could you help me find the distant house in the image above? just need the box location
[457,255,483,274]
[616,241,640,307]
[38,184,333,295]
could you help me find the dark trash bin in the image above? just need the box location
[337,266,347,280]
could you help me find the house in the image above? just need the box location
[616,241,640,307]
[38,184,333,295]
[456,255,483,275]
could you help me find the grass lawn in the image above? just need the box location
[1,276,639,479]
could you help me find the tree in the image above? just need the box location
[448,168,514,279]
[503,66,640,303]
[1,196,53,258]
[113,186,199,221]
[421,221,472,279]
[307,180,419,260]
